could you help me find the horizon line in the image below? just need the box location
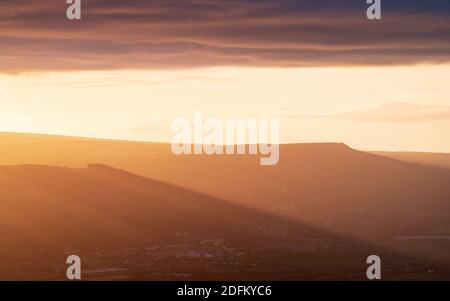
[1,130,450,154]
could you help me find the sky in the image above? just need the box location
[1,0,450,151]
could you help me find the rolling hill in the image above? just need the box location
[0,163,392,280]
[1,132,450,279]
[0,163,329,247]
[1,132,450,239]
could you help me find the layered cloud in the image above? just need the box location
[1,0,450,72]
[289,102,450,122]
[336,103,450,122]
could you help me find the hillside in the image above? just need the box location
[1,133,450,239]
[0,163,392,280]
[1,132,450,279]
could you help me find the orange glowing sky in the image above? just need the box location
[1,65,450,152]
[1,0,450,151]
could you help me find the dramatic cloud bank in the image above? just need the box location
[1,0,450,72]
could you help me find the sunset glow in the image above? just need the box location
[1,65,450,151]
